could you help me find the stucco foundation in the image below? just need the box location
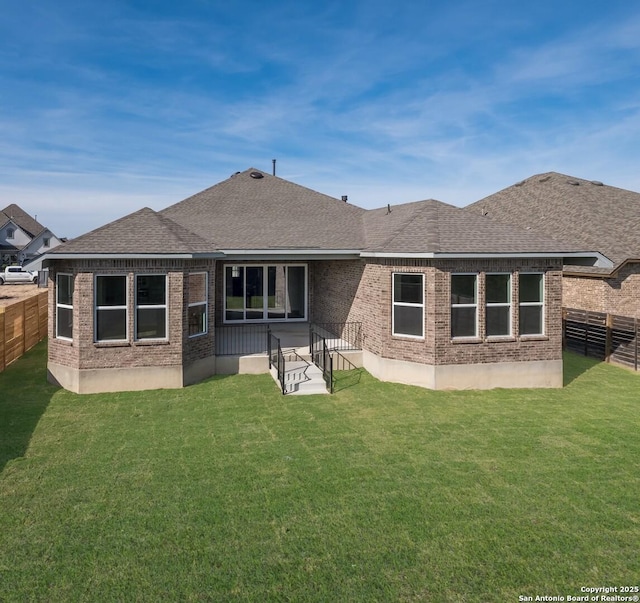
[215,354,270,375]
[48,362,184,394]
[183,356,217,386]
[362,350,563,390]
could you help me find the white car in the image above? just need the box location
[0,266,39,285]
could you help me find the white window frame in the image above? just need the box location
[188,272,208,338]
[519,272,545,336]
[451,273,478,339]
[94,274,128,343]
[392,272,425,339]
[56,273,73,341]
[223,263,308,323]
[134,274,168,341]
[485,272,512,338]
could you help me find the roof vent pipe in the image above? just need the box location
[272,159,276,176]
[341,195,348,202]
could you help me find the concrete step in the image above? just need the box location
[270,360,329,395]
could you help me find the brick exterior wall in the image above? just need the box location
[312,257,563,367]
[48,259,216,373]
[48,255,563,384]
[563,265,640,319]
[562,276,607,314]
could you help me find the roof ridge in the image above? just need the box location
[153,210,215,249]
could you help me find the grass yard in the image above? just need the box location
[1,343,639,602]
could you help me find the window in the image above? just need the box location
[135,275,167,340]
[56,274,73,340]
[224,264,307,322]
[7,228,14,239]
[43,238,50,248]
[486,273,511,337]
[519,273,544,335]
[188,272,208,337]
[451,274,478,338]
[95,275,127,341]
[392,273,424,338]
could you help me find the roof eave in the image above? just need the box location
[43,252,224,261]
[563,256,640,279]
[360,251,577,260]
[221,249,362,260]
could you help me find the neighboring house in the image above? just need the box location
[0,203,63,267]
[43,168,600,394]
[467,172,640,318]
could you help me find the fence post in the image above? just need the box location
[584,312,589,357]
[605,313,612,363]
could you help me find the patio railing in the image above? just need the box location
[310,329,333,393]
[215,324,269,356]
[268,331,286,394]
[309,322,362,351]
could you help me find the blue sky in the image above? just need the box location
[2,0,640,238]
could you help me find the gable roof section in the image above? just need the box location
[160,168,366,251]
[1,204,46,238]
[466,172,640,267]
[49,207,216,257]
[363,198,575,256]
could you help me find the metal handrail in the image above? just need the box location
[310,328,333,393]
[309,322,362,351]
[215,324,269,356]
[268,330,286,394]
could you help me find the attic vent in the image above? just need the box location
[538,175,551,183]
[590,180,604,186]
[514,180,526,187]
[567,179,580,186]
[250,171,264,179]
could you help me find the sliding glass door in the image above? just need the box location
[225,264,307,322]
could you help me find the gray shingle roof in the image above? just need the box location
[161,168,366,250]
[466,172,640,266]
[364,198,575,254]
[1,203,46,238]
[49,168,586,258]
[51,207,215,255]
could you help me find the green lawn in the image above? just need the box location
[1,343,639,602]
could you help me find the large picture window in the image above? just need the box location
[486,273,511,337]
[56,273,74,340]
[135,275,167,340]
[188,272,208,337]
[451,274,478,338]
[95,275,127,342]
[224,264,307,322]
[392,273,424,338]
[519,273,544,335]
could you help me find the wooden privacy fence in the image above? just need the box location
[0,291,48,372]
[563,307,640,370]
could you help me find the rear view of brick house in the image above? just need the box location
[44,168,600,394]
